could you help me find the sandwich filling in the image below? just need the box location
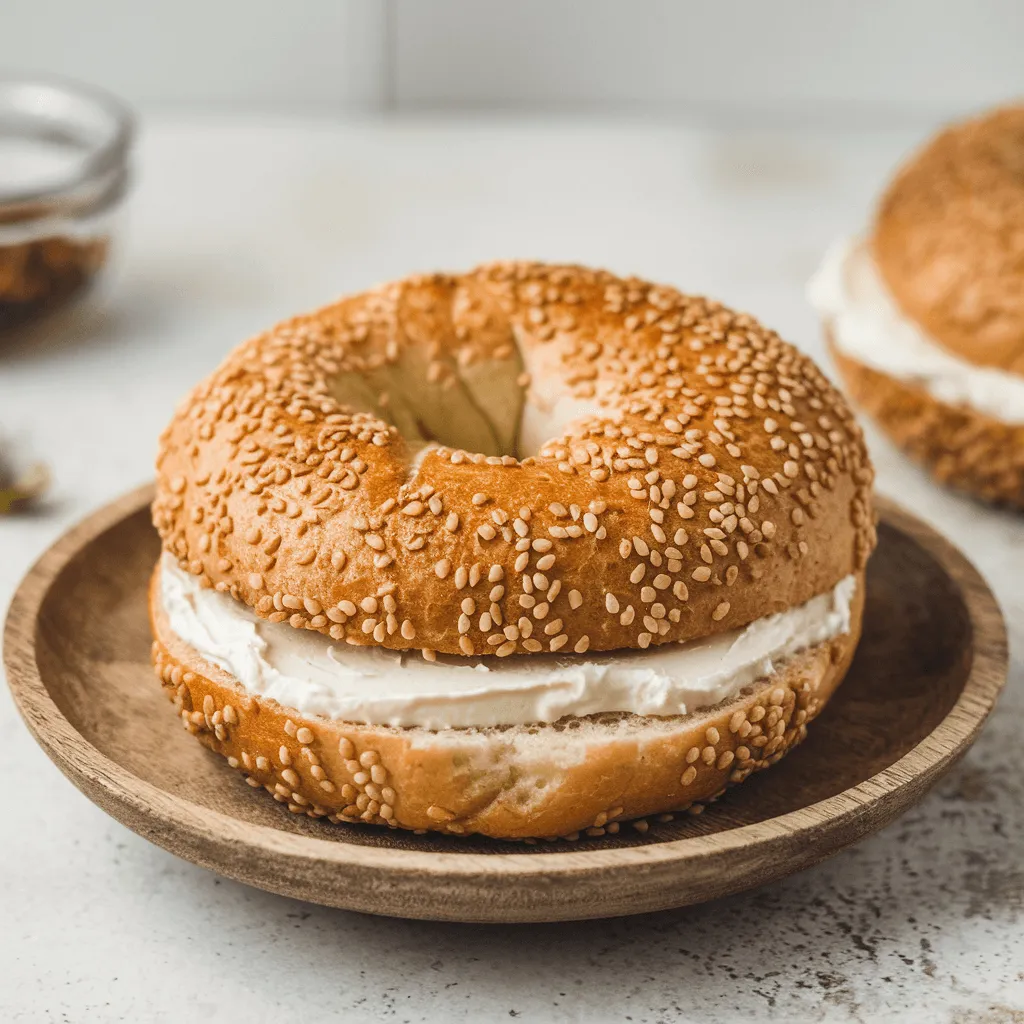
[160,553,856,730]
[808,238,1024,424]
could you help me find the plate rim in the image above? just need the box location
[3,484,1009,884]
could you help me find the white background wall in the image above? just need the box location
[2,0,1023,121]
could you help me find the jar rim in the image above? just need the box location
[0,73,134,215]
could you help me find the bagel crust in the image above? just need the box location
[828,334,1024,508]
[153,262,875,659]
[150,567,865,840]
[874,105,1024,373]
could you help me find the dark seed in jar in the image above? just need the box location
[0,235,109,331]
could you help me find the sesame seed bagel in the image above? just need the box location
[828,335,1024,507]
[153,262,875,659]
[874,105,1024,373]
[150,566,865,840]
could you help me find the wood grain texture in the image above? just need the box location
[2,485,1008,923]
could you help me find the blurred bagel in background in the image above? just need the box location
[810,105,1024,507]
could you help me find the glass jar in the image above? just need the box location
[0,75,133,332]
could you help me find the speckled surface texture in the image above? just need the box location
[1,118,1021,1022]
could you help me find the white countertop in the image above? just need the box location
[1,116,1021,1024]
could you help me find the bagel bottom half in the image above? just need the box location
[149,568,865,841]
[828,332,1024,509]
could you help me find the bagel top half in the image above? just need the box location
[153,262,875,659]
[874,104,1024,374]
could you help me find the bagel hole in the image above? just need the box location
[329,348,526,460]
[327,322,606,465]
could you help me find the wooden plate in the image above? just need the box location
[3,486,1007,923]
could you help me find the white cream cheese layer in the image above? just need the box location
[808,238,1024,424]
[161,555,856,730]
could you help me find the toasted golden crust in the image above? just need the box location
[153,262,874,658]
[874,105,1024,373]
[828,334,1024,508]
[150,565,865,840]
